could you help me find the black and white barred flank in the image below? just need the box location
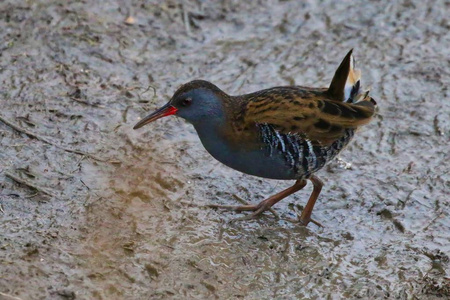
[259,124,354,179]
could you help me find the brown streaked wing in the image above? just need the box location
[243,93,375,146]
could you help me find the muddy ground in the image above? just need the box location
[0,0,449,299]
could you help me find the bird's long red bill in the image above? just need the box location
[133,103,178,129]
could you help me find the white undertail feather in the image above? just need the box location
[344,54,362,102]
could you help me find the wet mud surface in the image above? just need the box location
[1,0,449,299]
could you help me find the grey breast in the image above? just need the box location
[193,123,300,180]
[193,122,354,180]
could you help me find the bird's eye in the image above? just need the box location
[182,98,192,106]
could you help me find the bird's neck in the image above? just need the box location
[191,95,256,150]
[192,117,225,139]
[190,94,240,130]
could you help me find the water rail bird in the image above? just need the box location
[134,50,377,226]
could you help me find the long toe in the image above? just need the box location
[206,204,259,212]
[229,208,279,223]
[285,216,324,227]
[229,213,261,223]
[207,200,279,219]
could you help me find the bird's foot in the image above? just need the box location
[285,213,324,228]
[207,198,279,221]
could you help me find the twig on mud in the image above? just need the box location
[69,97,107,108]
[182,4,193,37]
[0,114,109,162]
[179,200,202,207]
[433,114,444,136]
[398,189,416,209]
[80,179,90,190]
[0,203,4,213]
[70,155,86,174]
[79,180,103,207]
[389,132,397,155]
[24,192,39,199]
[124,84,157,103]
[138,84,157,99]
[0,292,25,300]
[422,211,444,232]
[5,171,59,198]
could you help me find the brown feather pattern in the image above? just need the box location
[227,87,375,146]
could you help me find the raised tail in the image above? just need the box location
[327,49,377,117]
[327,49,369,103]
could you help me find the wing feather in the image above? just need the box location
[243,92,375,146]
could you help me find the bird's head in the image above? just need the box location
[133,80,228,129]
